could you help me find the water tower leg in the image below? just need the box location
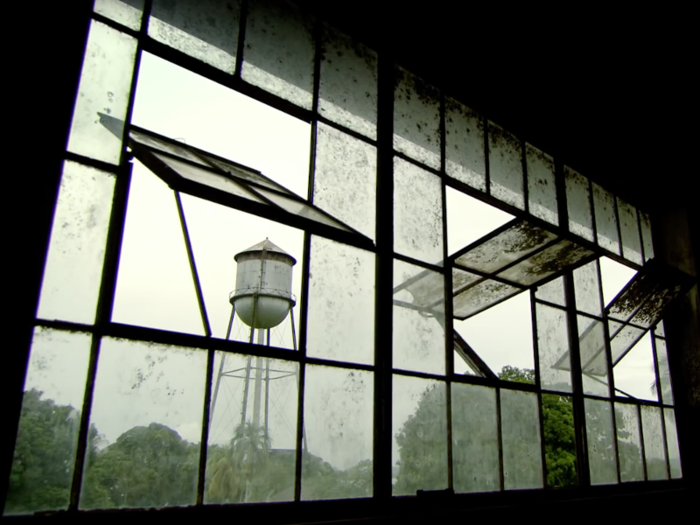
[210,304,236,424]
[252,330,265,429]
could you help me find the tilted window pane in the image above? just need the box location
[592,183,620,254]
[38,162,115,325]
[615,403,644,482]
[453,280,521,320]
[617,199,643,265]
[663,409,682,479]
[535,276,566,307]
[641,405,668,480]
[500,389,543,490]
[640,211,654,262]
[578,316,610,397]
[488,122,524,210]
[537,304,572,393]
[565,167,594,242]
[445,98,486,191]
[94,0,144,30]
[584,398,618,485]
[526,144,558,225]
[573,260,602,316]
[497,240,593,287]
[541,394,578,488]
[655,338,674,405]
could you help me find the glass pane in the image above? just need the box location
[455,221,558,274]
[81,338,207,509]
[451,384,499,493]
[453,279,520,319]
[302,366,373,500]
[613,333,657,401]
[242,0,314,109]
[617,199,643,265]
[393,376,447,495]
[573,260,602,316]
[592,183,620,254]
[578,317,610,397]
[641,406,668,480]
[609,321,645,365]
[206,352,298,503]
[149,0,239,73]
[565,167,594,242]
[393,68,441,170]
[584,398,618,485]
[500,389,543,490]
[445,98,486,191]
[319,26,377,139]
[640,211,654,262]
[393,158,444,265]
[535,277,566,306]
[393,260,445,375]
[537,304,572,393]
[452,267,481,294]
[488,122,524,210]
[37,162,115,325]
[112,161,205,335]
[663,409,682,479]
[307,237,374,365]
[615,403,644,482]
[526,144,558,225]
[256,188,351,232]
[67,20,137,165]
[94,0,144,30]
[542,394,577,488]
[130,130,210,167]
[497,240,593,287]
[314,124,377,240]
[4,328,91,516]
[655,338,673,404]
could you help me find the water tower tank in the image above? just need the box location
[230,239,296,329]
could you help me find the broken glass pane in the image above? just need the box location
[573,260,602,316]
[526,144,558,225]
[393,260,445,375]
[302,366,373,500]
[663,409,682,479]
[94,0,144,30]
[542,394,578,488]
[585,398,618,485]
[242,0,314,109]
[641,406,668,480]
[394,67,441,170]
[149,0,240,73]
[455,220,558,274]
[592,183,620,255]
[501,389,543,490]
[37,162,115,325]
[615,403,644,482]
[640,211,654,262]
[497,240,593,287]
[205,352,298,504]
[599,256,637,307]
[319,26,377,139]
[537,304,572,393]
[67,20,137,165]
[655,338,673,405]
[617,199,643,265]
[451,384,499,493]
[313,124,377,240]
[453,279,521,319]
[578,316,610,397]
[488,122,524,210]
[393,376,447,495]
[565,167,594,242]
[535,277,566,306]
[445,98,486,191]
[613,333,657,401]
[307,236,374,365]
[608,321,646,365]
[394,158,444,265]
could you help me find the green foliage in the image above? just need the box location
[499,365,536,385]
[541,394,577,488]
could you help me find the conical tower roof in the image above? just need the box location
[234,238,297,264]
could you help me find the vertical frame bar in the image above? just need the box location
[530,291,549,487]
[521,139,529,215]
[637,404,648,481]
[234,0,248,78]
[651,336,672,479]
[483,115,491,196]
[496,386,505,491]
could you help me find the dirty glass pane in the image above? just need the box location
[606,270,653,323]
[396,267,446,313]
[609,321,645,365]
[592,183,620,254]
[81,338,207,509]
[501,389,543,490]
[451,384,499,493]
[150,0,239,73]
[535,277,566,306]
[205,352,298,503]
[307,236,374,365]
[94,0,144,30]
[663,409,682,479]
[313,124,377,240]
[67,20,137,165]
[393,260,445,375]
[526,144,558,225]
[641,406,668,480]
[394,158,444,265]
[4,328,91,516]
[578,317,610,397]
[455,221,558,274]
[445,98,486,191]
[655,321,666,337]
[584,398,618,485]
[627,283,686,330]
[640,211,654,262]
[393,376,447,495]
[573,260,602,316]
[615,403,644,482]
[452,267,481,295]
[655,338,673,404]
[453,279,520,319]
[498,240,593,287]
[37,162,115,325]
[542,394,578,488]
[617,199,643,265]
[394,68,441,170]
[242,0,314,109]
[488,122,524,210]
[112,161,205,335]
[319,26,377,139]
[302,366,373,500]
[565,167,594,242]
[537,304,572,392]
